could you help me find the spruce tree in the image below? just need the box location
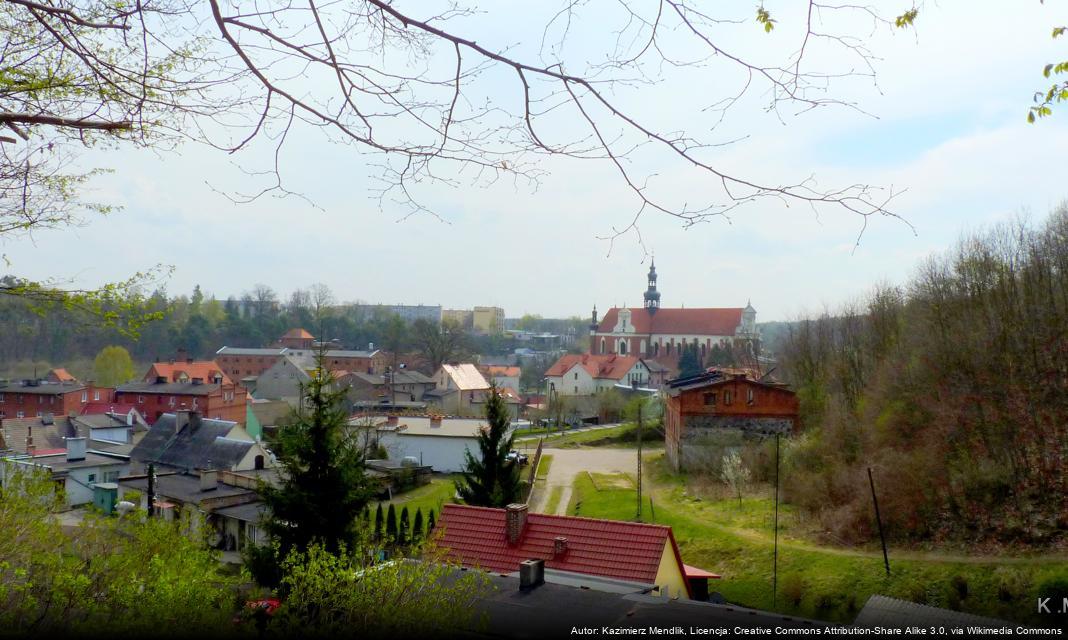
[678,343,703,378]
[385,504,398,543]
[455,382,521,507]
[257,360,375,565]
[427,509,436,535]
[399,507,410,545]
[412,508,424,542]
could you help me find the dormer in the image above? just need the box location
[613,308,632,333]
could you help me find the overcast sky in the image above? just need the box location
[8,2,1068,321]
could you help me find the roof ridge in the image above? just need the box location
[443,503,673,532]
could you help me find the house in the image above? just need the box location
[543,353,652,397]
[319,348,387,376]
[664,370,799,471]
[435,503,712,600]
[0,378,110,419]
[0,411,145,456]
[588,262,759,375]
[337,370,436,405]
[480,365,521,393]
[277,327,315,349]
[428,364,490,415]
[117,468,275,552]
[215,346,290,379]
[363,415,515,473]
[128,410,271,474]
[251,354,313,406]
[44,368,77,383]
[0,436,129,507]
[473,306,505,334]
[116,373,248,425]
[469,386,524,421]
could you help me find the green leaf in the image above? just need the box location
[895,8,919,29]
[1045,64,1054,78]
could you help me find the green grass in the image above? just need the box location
[544,486,565,515]
[517,422,664,448]
[535,454,553,480]
[564,462,1068,625]
[381,474,458,519]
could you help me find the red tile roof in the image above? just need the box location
[483,365,521,378]
[46,368,77,382]
[543,353,643,381]
[435,504,688,590]
[597,307,743,336]
[281,328,315,339]
[144,361,233,385]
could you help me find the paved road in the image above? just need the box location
[528,447,643,515]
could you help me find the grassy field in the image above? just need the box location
[564,459,1068,625]
[517,422,665,449]
[544,486,565,515]
[379,474,458,519]
[535,454,553,480]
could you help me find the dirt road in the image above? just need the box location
[528,447,644,515]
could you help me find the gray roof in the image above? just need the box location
[7,450,128,474]
[215,347,287,356]
[129,413,253,471]
[343,370,434,386]
[213,501,267,523]
[324,349,379,358]
[0,381,86,395]
[119,473,256,506]
[116,381,220,396]
[854,595,1012,629]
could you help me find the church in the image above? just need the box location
[588,262,758,374]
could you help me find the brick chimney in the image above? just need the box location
[429,415,442,428]
[199,469,218,492]
[505,503,528,545]
[386,415,399,427]
[553,536,568,556]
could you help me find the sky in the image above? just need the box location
[7,1,1068,322]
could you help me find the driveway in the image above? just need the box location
[528,448,644,515]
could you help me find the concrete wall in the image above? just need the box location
[377,433,478,473]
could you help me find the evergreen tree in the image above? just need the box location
[412,508,424,542]
[385,504,398,543]
[255,361,375,575]
[678,343,703,378]
[374,503,384,541]
[427,509,436,535]
[399,507,410,546]
[455,383,521,507]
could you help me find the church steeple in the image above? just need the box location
[644,259,661,314]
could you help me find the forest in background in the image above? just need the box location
[778,206,1068,547]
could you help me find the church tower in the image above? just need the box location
[643,260,661,315]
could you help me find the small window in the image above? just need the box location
[724,390,732,406]
[0,394,4,404]
[81,391,88,402]
[574,386,578,394]
[137,395,144,404]
[93,390,100,401]
[16,411,25,418]
[87,474,96,483]
[703,392,717,406]
[747,388,755,405]
[574,372,578,380]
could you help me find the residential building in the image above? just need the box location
[468,386,524,421]
[543,353,652,397]
[215,346,289,379]
[337,369,436,405]
[442,308,474,329]
[0,437,129,507]
[353,304,443,324]
[319,349,387,375]
[588,262,759,375]
[116,375,248,425]
[363,415,516,472]
[118,468,274,552]
[473,306,505,334]
[427,364,490,415]
[44,368,77,383]
[0,410,146,456]
[128,410,270,474]
[251,355,313,406]
[435,503,709,600]
[664,370,799,471]
[0,379,109,419]
[143,358,233,385]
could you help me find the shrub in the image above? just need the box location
[780,574,806,607]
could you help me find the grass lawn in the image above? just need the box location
[544,486,565,515]
[518,422,664,448]
[536,454,553,480]
[379,474,458,520]
[565,458,1068,626]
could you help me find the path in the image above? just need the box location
[528,447,646,515]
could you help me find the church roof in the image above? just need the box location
[596,307,743,336]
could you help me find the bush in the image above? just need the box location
[780,574,806,607]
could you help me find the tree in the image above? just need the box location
[427,509,436,535]
[678,343,703,378]
[374,503,384,542]
[412,508,425,543]
[93,345,135,386]
[456,383,521,507]
[720,450,751,508]
[398,506,410,546]
[411,318,469,372]
[256,362,376,580]
[385,504,398,544]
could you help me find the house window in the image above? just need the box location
[169,396,176,406]
[137,395,144,404]
[93,390,100,401]
[49,396,55,405]
[16,394,23,403]
[704,392,717,406]
[574,372,578,380]
[16,411,24,418]
[0,394,4,403]
[104,471,119,483]
[724,390,732,405]
[0,411,4,418]
[574,386,578,394]
[747,388,755,405]
[87,473,96,483]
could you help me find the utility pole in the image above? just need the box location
[868,467,891,577]
[636,396,643,522]
[146,463,156,518]
[772,433,780,608]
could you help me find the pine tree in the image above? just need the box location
[412,508,424,542]
[256,360,376,565]
[385,504,398,543]
[374,503,384,541]
[455,382,521,507]
[678,343,703,378]
[427,509,436,535]
[399,507,410,545]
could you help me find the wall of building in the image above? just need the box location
[64,464,128,506]
[376,433,478,473]
[653,542,689,600]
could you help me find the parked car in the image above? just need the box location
[505,450,529,465]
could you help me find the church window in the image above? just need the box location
[600,338,606,354]
[619,341,627,355]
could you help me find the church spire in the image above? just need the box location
[644,259,660,314]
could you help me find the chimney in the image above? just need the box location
[199,469,218,492]
[430,415,442,429]
[66,436,87,462]
[386,415,399,427]
[519,559,545,591]
[505,503,528,545]
[368,342,374,351]
[553,536,568,556]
